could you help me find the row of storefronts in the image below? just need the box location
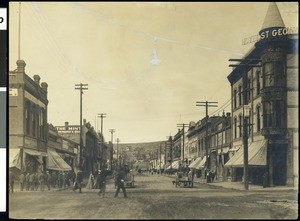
[9,60,113,178]
[155,3,298,188]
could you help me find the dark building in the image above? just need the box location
[226,3,298,187]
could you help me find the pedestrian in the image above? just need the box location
[9,170,15,194]
[51,171,57,188]
[97,169,107,197]
[62,171,66,188]
[29,172,35,191]
[114,167,128,198]
[263,171,268,188]
[86,171,94,189]
[19,172,26,191]
[35,172,39,191]
[73,169,83,193]
[211,170,215,182]
[25,172,30,191]
[46,171,51,190]
[38,171,45,191]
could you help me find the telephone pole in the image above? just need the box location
[229,58,260,190]
[159,143,162,173]
[196,101,218,175]
[177,123,188,165]
[166,136,173,169]
[98,113,106,169]
[116,138,120,169]
[109,129,115,170]
[75,83,88,170]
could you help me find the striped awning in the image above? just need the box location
[225,140,267,167]
[188,157,202,169]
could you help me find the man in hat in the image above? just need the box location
[114,166,128,198]
[73,169,83,193]
[97,168,107,197]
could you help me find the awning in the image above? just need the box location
[166,160,181,170]
[196,156,206,170]
[224,140,267,167]
[24,148,48,157]
[228,146,241,152]
[188,157,202,169]
[9,148,21,169]
[47,149,72,171]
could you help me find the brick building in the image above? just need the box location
[9,60,48,173]
[226,3,298,187]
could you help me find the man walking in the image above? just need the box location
[45,171,51,190]
[19,172,25,191]
[9,170,15,194]
[97,168,107,197]
[73,169,83,193]
[38,171,45,191]
[114,166,128,198]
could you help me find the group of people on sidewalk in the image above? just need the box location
[72,165,128,198]
[9,169,76,194]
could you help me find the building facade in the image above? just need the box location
[226,3,298,187]
[9,60,48,173]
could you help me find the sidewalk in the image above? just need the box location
[163,174,297,192]
[193,177,297,192]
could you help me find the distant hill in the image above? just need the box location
[113,140,167,162]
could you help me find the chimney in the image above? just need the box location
[41,82,48,92]
[65,122,69,130]
[16,60,26,72]
[33,75,41,85]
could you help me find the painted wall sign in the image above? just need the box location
[242,26,298,45]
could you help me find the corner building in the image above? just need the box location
[226,3,298,187]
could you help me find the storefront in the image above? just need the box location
[225,140,267,184]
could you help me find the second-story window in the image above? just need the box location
[238,85,242,107]
[256,70,261,95]
[257,105,261,132]
[239,115,242,137]
[234,117,237,139]
[263,62,274,88]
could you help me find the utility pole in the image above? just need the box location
[18,2,21,60]
[109,129,115,170]
[166,136,173,169]
[116,138,120,169]
[98,113,106,169]
[177,123,188,166]
[75,83,88,170]
[229,58,260,190]
[159,143,162,173]
[196,101,218,177]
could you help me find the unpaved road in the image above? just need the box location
[9,173,298,219]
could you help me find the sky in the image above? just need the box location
[9,2,298,143]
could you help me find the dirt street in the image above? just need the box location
[9,173,298,219]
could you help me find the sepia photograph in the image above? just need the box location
[8,1,298,219]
